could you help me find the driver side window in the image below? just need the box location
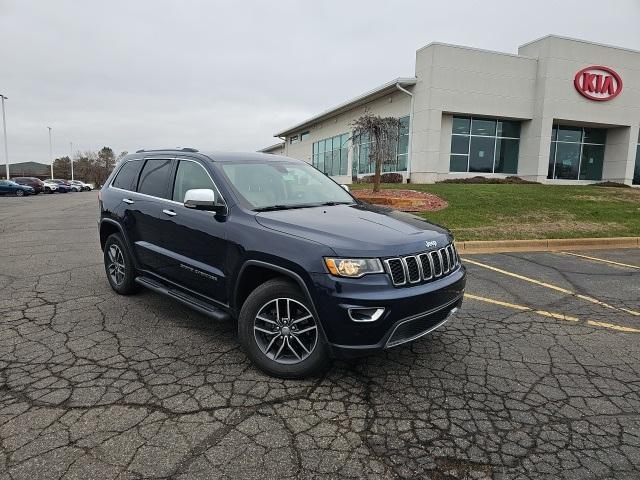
[172,160,215,203]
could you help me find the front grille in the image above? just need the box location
[385,301,457,348]
[404,256,420,283]
[384,244,459,287]
[387,258,405,285]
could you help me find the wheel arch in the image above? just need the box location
[99,218,140,269]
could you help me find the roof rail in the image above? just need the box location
[134,147,200,154]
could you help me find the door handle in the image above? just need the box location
[162,209,177,217]
[123,198,134,204]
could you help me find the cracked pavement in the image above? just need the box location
[1,193,639,479]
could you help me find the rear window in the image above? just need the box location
[112,160,143,191]
[137,159,173,199]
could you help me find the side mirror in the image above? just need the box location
[340,184,350,192]
[184,189,226,215]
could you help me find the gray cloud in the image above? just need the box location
[1,0,638,164]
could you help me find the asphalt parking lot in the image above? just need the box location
[1,193,639,480]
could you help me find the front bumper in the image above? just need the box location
[310,266,466,358]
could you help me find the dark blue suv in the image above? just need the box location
[98,149,466,378]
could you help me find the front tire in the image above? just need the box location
[103,233,139,295]
[238,279,330,379]
[15,189,24,197]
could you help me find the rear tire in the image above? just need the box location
[103,233,140,295]
[238,279,330,379]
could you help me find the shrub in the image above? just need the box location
[590,181,631,188]
[356,173,404,184]
[436,176,540,185]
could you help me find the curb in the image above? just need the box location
[457,237,640,254]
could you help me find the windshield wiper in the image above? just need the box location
[253,204,316,212]
[317,201,353,206]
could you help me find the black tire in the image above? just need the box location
[15,189,24,197]
[238,279,330,379]
[103,233,140,295]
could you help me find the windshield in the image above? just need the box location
[219,160,354,210]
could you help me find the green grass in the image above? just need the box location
[351,183,640,241]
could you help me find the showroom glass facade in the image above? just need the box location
[312,133,349,176]
[548,125,607,180]
[449,116,521,174]
[634,130,640,185]
[352,116,410,175]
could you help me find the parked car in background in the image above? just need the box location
[70,180,92,191]
[0,179,35,196]
[42,180,59,193]
[51,179,78,192]
[12,177,45,194]
[43,179,71,193]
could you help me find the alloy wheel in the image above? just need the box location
[16,190,24,197]
[107,244,126,286]
[253,298,318,364]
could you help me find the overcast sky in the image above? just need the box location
[1,0,639,165]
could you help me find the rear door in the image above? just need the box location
[127,156,176,276]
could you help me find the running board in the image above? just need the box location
[135,276,230,321]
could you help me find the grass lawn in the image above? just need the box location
[351,183,640,241]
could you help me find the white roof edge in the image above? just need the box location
[416,41,536,60]
[518,34,640,55]
[258,142,285,153]
[273,77,416,137]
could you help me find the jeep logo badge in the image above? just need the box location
[425,240,437,248]
[574,66,622,102]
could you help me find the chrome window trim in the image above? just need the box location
[108,157,228,210]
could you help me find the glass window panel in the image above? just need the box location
[450,155,468,172]
[397,154,407,172]
[469,136,495,172]
[556,126,582,143]
[471,118,496,136]
[551,125,557,141]
[324,151,332,174]
[553,143,581,179]
[398,133,409,156]
[112,160,143,191]
[317,141,325,154]
[497,120,521,138]
[340,148,348,175]
[579,144,604,180]
[317,153,324,173]
[451,135,470,154]
[548,142,556,179]
[331,151,340,176]
[172,160,215,202]
[300,131,309,142]
[452,116,470,135]
[137,159,173,198]
[583,128,606,144]
[494,138,519,174]
[634,146,640,185]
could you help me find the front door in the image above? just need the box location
[157,158,229,305]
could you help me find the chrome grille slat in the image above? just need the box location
[385,243,459,287]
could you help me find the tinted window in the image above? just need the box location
[172,160,215,202]
[112,160,143,191]
[137,159,173,198]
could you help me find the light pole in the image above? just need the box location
[70,141,74,180]
[47,127,53,179]
[1,94,8,180]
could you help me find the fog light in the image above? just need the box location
[348,307,385,322]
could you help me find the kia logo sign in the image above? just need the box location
[574,66,623,101]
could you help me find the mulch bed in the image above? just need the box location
[353,189,448,212]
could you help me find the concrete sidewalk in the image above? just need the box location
[457,236,640,254]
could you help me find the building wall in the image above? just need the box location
[280,91,411,184]
[412,43,538,183]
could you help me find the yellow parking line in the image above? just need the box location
[464,293,640,333]
[462,257,640,317]
[559,251,640,270]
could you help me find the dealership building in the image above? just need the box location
[261,35,640,186]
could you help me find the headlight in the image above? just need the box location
[324,258,384,278]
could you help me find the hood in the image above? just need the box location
[255,203,452,257]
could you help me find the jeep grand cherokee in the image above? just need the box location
[98,149,466,378]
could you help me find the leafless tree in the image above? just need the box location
[351,113,400,192]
